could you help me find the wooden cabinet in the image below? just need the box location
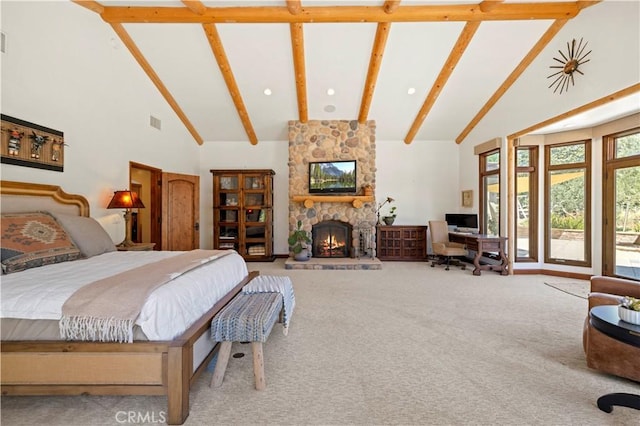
[376,225,427,261]
[211,169,275,262]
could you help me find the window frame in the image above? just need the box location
[602,127,640,279]
[544,139,591,266]
[514,146,538,262]
[479,148,500,235]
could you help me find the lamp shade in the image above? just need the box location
[107,190,145,209]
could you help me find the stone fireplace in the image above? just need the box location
[288,120,378,259]
[312,220,351,258]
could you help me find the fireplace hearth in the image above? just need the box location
[312,221,351,258]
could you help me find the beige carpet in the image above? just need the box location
[2,261,638,425]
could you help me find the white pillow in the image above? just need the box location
[50,212,116,258]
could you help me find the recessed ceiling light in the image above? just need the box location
[263,88,272,96]
[407,87,416,95]
[324,105,336,112]
[327,88,335,96]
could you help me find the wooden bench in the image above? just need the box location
[209,292,283,390]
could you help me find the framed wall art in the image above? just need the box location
[461,189,473,207]
[1,114,65,172]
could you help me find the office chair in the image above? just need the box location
[429,220,468,270]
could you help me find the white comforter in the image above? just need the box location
[0,250,248,341]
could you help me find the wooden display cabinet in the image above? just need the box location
[376,225,427,261]
[211,169,275,261]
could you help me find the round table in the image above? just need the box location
[589,305,640,413]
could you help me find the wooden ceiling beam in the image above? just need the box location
[508,83,640,140]
[202,23,258,145]
[286,0,302,15]
[109,23,204,145]
[358,22,391,124]
[72,0,104,14]
[383,1,401,14]
[404,21,481,144]
[479,1,504,13]
[181,0,206,15]
[290,23,308,123]
[100,3,583,24]
[455,19,568,144]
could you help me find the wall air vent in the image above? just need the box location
[150,115,161,130]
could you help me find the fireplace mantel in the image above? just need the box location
[291,195,374,209]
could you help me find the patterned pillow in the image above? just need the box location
[1,212,81,274]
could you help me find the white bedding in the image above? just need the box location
[0,250,248,341]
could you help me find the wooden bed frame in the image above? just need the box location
[0,180,256,425]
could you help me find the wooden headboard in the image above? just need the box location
[0,180,90,217]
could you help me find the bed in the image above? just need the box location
[0,180,258,425]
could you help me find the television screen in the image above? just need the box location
[445,213,479,230]
[309,160,357,194]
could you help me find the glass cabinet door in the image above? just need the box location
[218,224,238,250]
[219,209,238,223]
[218,192,239,207]
[244,193,264,207]
[244,175,264,190]
[220,176,238,190]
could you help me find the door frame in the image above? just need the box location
[129,162,162,250]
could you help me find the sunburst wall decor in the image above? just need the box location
[547,38,591,94]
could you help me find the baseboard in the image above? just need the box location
[513,268,591,280]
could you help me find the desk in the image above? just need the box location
[589,305,640,413]
[448,233,508,276]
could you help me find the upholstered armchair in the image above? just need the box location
[583,275,640,382]
[428,220,468,271]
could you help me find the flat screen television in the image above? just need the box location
[445,213,479,230]
[309,160,357,194]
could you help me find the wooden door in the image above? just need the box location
[161,172,200,251]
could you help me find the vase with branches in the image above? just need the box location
[376,196,396,225]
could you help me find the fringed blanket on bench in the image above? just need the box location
[242,275,295,335]
[60,249,231,343]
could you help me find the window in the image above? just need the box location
[480,149,500,235]
[603,128,640,280]
[515,146,538,262]
[544,140,591,266]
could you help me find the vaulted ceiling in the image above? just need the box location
[73,1,640,145]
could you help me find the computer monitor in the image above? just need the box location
[445,213,479,231]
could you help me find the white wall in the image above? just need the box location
[375,140,460,224]
[1,2,200,242]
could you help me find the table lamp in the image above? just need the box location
[107,190,145,247]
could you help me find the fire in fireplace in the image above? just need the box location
[312,220,352,258]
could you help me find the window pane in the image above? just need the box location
[516,149,530,167]
[484,174,499,235]
[615,132,640,159]
[549,168,586,261]
[484,152,500,171]
[550,144,585,165]
[516,172,530,258]
[614,166,640,278]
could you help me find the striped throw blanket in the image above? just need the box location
[60,249,230,343]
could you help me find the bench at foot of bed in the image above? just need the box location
[209,292,283,390]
